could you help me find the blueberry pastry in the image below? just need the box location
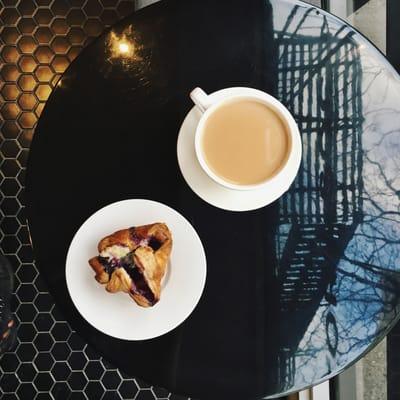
[88,223,172,307]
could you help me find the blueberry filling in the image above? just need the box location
[98,256,118,275]
[100,252,155,305]
[129,228,142,244]
[128,267,156,305]
[148,237,162,251]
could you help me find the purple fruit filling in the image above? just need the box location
[129,228,141,244]
[98,256,118,275]
[130,270,155,305]
[148,237,162,251]
[100,252,155,305]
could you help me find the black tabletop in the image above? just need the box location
[26,0,400,398]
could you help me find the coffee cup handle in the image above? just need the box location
[190,87,212,113]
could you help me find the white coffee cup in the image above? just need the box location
[190,87,302,192]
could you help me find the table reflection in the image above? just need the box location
[272,1,400,391]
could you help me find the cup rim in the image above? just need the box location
[194,92,301,191]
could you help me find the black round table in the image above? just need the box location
[26,0,400,398]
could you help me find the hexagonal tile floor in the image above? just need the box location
[0,1,187,399]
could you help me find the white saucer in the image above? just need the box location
[66,199,207,341]
[177,87,301,212]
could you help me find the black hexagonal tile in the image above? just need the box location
[1,103,20,120]
[35,65,53,82]
[67,46,81,62]
[18,322,37,342]
[51,361,71,381]
[0,26,19,44]
[83,0,102,17]
[17,362,37,382]
[34,102,45,118]
[135,389,156,400]
[17,382,38,398]
[0,176,20,195]
[0,352,19,372]
[36,0,53,5]
[34,332,54,352]
[18,129,33,149]
[1,216,19,235]
[18,17,36,34]
[67,26,85,45]
[34,371,54,391]
[51,381,71,398]
[68,370,88,390]
[102,370,121,390]
[50,0,70,17]
[18,74,37,91]
[17,264,38,282]
[67,351,87,370]
[34,352,55,371]
[70,392,88,400]
[2,121,21,140]
[17,0,36,17]
[1,159,19,178]
[69,332,86,351]
[16,185,26,204]
[18,111,37,129]
[34,312,55,332]
[16,342,37,362]
[49,305,65,322]
[35,83,52,101]
[83,345,101,361]
[17,283,38,302]
[51,321,71,342]
[86,381,106,399]
[102,391,123,400]
[17,244,33,263]
[0,235,19,253]
[34,45,55,63]
[35,292,54,312]
[0,7,20,25]
[17,226,32,246]
[36,393,53,400]
[34,26,53,44]
[1,46,20,64]
[118,380,139,399]
[51,36,70,53]
[151,387,169,398]
[17,302,37,323]
[51,17,69,34]
[17,36,38,54]
[1,64,19,81]
[33,8,54,25]
[66,9,85,26]
[84,360,104,380]
[19,55,37,73]
[0,197,20,217]
[51,54,69,73]
[18,93,38,111]
[0,372,19,393]
[1,84,19,101]
[52,342,71,361]
[16,206,27,225]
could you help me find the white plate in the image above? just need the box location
[177,87,301,212]
[66,199,207,341]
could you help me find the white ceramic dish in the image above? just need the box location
[177,87,302,212]
[66,199,207,341]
